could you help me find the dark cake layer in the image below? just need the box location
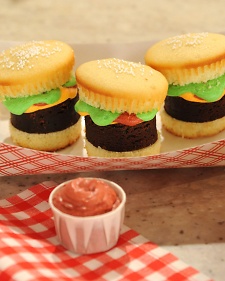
[85,115,158,152]
[11,95,80,133]
[164,95,225,123]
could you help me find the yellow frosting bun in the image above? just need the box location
[76,58,168,114]
[0,40,75,99]
[145,32,225,85]
[9,119,81,152]
[161,110,225,138]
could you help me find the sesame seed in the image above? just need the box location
[165,32,208,50]
[97,58,152,78]
[0,41,62,71]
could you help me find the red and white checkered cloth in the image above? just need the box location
[0,181,213,281]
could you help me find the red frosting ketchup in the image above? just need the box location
[52,178,121,217]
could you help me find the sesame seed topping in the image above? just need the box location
[0,41,62,71]
[165,32,208,49]
[97,58,153,78]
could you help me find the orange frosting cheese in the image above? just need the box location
[25,87,77,113]
[3,76,77,115]
[180,90,225,103]
[168,73,225,103]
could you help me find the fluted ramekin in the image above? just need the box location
[49,178,126,254]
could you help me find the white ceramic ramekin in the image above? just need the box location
[49,178,126,254]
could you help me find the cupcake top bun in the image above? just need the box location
[75,58,168,114]
[145,32,225,85]
[0,40,75,100]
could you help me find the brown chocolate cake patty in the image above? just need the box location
[75,58,168,157]
[9,94,81,152]
[11,96,80,134]
[164,95,225,123]
[85,116,157,152]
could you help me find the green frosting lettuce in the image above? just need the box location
[75,100,157,126]
[63,76,76,87]
[137,109,157,121]
[168,73,225,102]
[3,89,61,115]
[3,76,76,115]
[75,100,120,126]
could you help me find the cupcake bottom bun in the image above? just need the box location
[10,120,81,152]
[84,115,161,157]
[161,110,225,139]
[85,138,161,157]
[162,94,225,138]
[9,95,81,151]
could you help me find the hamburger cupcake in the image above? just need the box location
[145,32,225,138]
[0,40,81,151]
[75,58,168,157]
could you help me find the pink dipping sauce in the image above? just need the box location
[52,178,121,217]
